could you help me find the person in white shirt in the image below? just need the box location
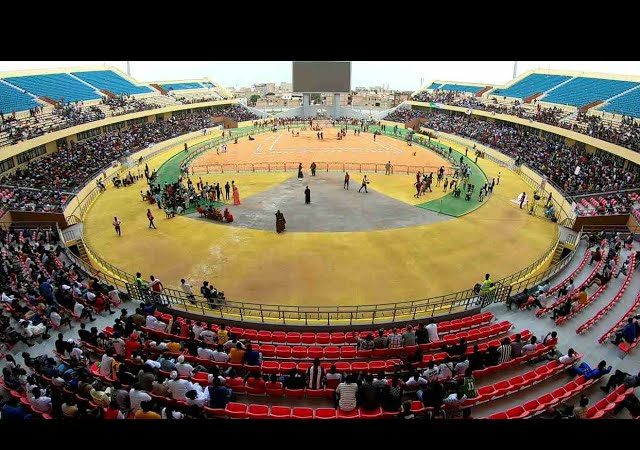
[200,328,217,345]
[99,352,115,378]
[443,390,467,406]
[197,346,215,360]
[192,322,204,338]
[180,279,196,305]
[146,315,159,329]
[164,372,194,401]
[161,406,185,419]
[454,358,470,376]
[211,344,230,363]
[521,336,539,354]
[422,362,439,381]
[404,373,428,389]
[129,384,152,412]
[175,355,194,377]
[111,334,126,356]
[426,319,439,342]
[85,291,96,303]
[108,288,122,306]
[558,348,578,365]
[154,320,168,332]
[437,358,454,381]
[185,388,209,408]
[145,359,161,370]
[1,291,15,304]
[30,387,52,413]
[69,346,84,363]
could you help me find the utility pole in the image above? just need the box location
[512,61,518,79]
[126,61,131,76]
[420,77,424,89]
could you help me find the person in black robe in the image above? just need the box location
[297,163,303,180]
[304,186,311,204]
[275,210,286,233]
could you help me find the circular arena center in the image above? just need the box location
[1,61,639,422]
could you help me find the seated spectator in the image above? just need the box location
[558,348,578,364]
[601,370,640,394]
[208,377,232,409]
[243,344,262,367]
[511,334,524,358]
[426,318,439,342]
[373,329,388,349]
[468,344,485,371]
[397,401,415,419]
[358,375,380,411]
[521,336,540,355]
[461,368,478,398]
[134,400,161,419]
[570,360,611,380]
[336,374,359,412]
[497,337,512,363]
[612,318,638,345]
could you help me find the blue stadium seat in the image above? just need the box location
[491,73,571,99]
[543,77,638,107]
[428,82,443,90]
[4,73,102,103]
[0,82,40,114]
[597,88,640,118]
[160,82,205,91]
[71,70,153,95]
[438,84,484,94]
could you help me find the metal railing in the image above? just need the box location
[190,161,452,176]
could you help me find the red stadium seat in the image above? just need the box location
[351,361,368,372]
[275,345,292,359]
[308,346,324,359]
[269,406,292,419]
[286,332,301,344]
[261,361,279,374]
[291,346,307,359]
[259,344,276,358]
[488,412,508,419]
[292,407,314,419]
[247,404,269,419]
[506,406,527,419]
[271,332,286,344]
[257,330,272,343]
[324,346,340,359]
[337,408,360,419]
[301,333,316,345]
[225,402,247,419]
[316,333,331,345]
[340,347,357,359]
[265,382,285,398]
[315,408,337,419]
[305,388,326,399]
[279,362,296,372]
[285,388,305,399]
[330,332,345,344]
[359,407,383,419]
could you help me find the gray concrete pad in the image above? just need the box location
[200,172,451,232]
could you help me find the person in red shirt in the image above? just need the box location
[147,209,156,229]
[125,333,142,359]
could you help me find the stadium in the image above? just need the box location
[0,61,639,422]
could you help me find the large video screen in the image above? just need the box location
[292,61,351,93]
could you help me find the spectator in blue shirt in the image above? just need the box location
[612,318,638,345]
[39,280,54,304]
[570,360,612,380]
[1,398,32,420]
[243,344,262,367]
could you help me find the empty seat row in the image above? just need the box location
[461,356,582,408]
[597,287,640,344]
[586,384,635,419]
[488,375,595,419]
[217,403,391,419]
[546,248,590,296]
[576,253,636,334]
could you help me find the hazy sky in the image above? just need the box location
[1,61,639,91]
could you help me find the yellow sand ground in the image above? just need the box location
[196,173,294,205]
[83,136,557,308]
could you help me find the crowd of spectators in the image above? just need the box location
[0,105,260,214]
[386,107,639,195]
[101,95,157,117]
[410,90,640,152]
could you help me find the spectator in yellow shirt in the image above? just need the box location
[134,401,161,419]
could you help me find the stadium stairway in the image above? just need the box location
[473,240,640,418]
